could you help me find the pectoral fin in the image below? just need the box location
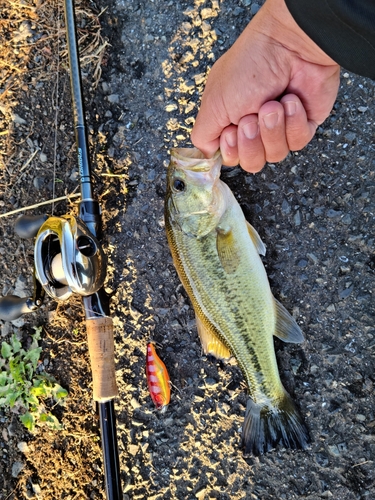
[216,225,240,274]
[246,221,266,256]
[196,314,231,360]
[274,299,304,343]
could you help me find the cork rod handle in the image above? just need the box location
[86,316,119,402]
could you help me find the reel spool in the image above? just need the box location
[34,215,106,300]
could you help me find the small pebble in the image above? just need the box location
[341,214,352,225]
[101,81,110,93]
[344,131,356,142]
[250,3,261,14]
[294,210,301,226]
[17,441,30,453]
[281,199,291,215]
[32,483,42,495]
[314,207,325,216]
[107,94,120,104]
[326,209,342,218]
[307,253,319,264]
[11,461,24,478]
[128,444,139,456]
[327,444,341,456]
[33,176,45,189]
[12,113,27,125]
[321,491,333,498]
[339,286,353,299]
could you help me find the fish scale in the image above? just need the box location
[165,147,310,455]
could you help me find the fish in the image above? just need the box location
[164,147,309,455]
[146,342,171,411]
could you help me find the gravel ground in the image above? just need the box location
[0,0,374,498]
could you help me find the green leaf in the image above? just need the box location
[9,358,25,384]
[1,326,66,432]
[30,381,48,398]
[25,363,34,381]
[39,412,63,430]
[0,371,10,387]
[10,335,22,354]
[0,383,13,397]
[38,412,48,422]
[24,347,42,371]
[8,390,22,407]
[25,394,39,407]
[1,341,12,359]
[20,412,35,431]
[54,385,68,400]
[32,326,42,341]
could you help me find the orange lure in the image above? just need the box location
[146,343,171,410]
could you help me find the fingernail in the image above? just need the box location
[243,121,259,140]
[284,101,297,116]
[226,130,237,148]
[263,112,278,130]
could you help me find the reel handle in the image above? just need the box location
[0,295,36,321]
[15,214,48,239]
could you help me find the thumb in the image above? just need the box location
[190,73,230,157]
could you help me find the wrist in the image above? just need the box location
[258,0,339,67]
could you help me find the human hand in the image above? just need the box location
[190,0,341,172]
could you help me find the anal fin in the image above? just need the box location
[274,299,304,343]
[196,314,231,360]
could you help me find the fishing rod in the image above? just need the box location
[0,0,123,497]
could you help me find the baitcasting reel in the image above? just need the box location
[0,214,106,321]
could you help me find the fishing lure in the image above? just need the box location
[146,342,171,410]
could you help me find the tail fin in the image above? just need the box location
[241,393,310,456]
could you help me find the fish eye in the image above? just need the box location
[173,179,186,192]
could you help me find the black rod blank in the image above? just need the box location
[63,1,123,498]
[63,0,93,202]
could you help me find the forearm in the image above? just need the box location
[285,0,375,78]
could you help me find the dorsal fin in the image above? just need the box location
[246,221,266,256]
[274,299,304,343]
[196,314,232,360]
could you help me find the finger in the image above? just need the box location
[191,69,228,158]
[237,115,266,173]
[191,130,220,159]
[219,125,239,167]
[258,101,290,164]
[280,94,317,151]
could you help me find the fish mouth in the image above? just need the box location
[170,147,221,173]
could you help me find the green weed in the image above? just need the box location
[0,326,68,431]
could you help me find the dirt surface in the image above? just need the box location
[0,0,374,498]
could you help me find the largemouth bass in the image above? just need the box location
[164,147,309,456]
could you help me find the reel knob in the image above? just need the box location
[15,214,48,239]
[0,295,36,321]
